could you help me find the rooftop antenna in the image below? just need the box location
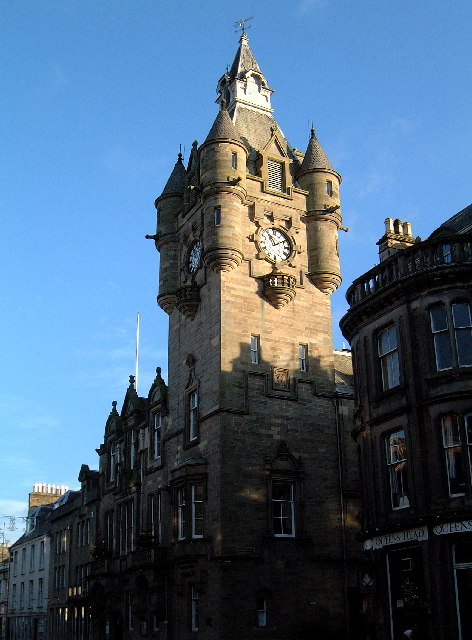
[234,16,253,35]
[135,312,140,394]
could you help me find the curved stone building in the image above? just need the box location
[340,205,472,639]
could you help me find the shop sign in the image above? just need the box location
[433,520,472,535]
[363,526,428,551]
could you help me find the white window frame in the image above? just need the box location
[189,391,198,441]
[453,302,472,368]
[430,304,453,370]
[191,484,204,539]
[386,430,410,509]
[177,488,186,541]
[378,325,400,390]
[272,482,295,537]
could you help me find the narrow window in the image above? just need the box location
[13,550,18,575]
[39,542,45,569]
[20,582,24,607]
[251,335,260,365]
[386,430,409,509]
[442,414,465,496]
[30,545,35,571]
[191,484,204,539]
[453,303,472,367]
[189,391,199,441]
[214,206,221,227]
[231,152,237,169]
[430,305,453,370]
[130,429,137,469]
[12,584,16,607]
[21,548,26,573]
[109,442,117,482]
[128,592,134,631]
[257,597,267,627]
[378,325,400,390]
[38,578,43,605]
[177,488,186,540]
[299,344,307,372]
[272,483,295,537]
[326,180,333,196]
[150,492,161,543]
[191,586,199,632]
[104,510,114,553]
[267,159,284,192]
[153,413,162,460]
[28,580,34,607]
[453,542,472,639]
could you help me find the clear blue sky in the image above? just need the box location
[2,0,471,543]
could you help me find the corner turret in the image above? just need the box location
[297,128,343,294]
[153,153,186,313]
[199,101,248,272]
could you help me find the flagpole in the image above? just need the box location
[135,312,140,394]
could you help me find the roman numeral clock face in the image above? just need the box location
[259,228,292,262]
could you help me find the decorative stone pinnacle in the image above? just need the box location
[129,375,135,387]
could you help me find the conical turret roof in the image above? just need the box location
[205,100,240,142]
[299,128,334,173]
[161,153,186,196]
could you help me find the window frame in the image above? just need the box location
[385,429,410,510]
[251,334,260,365]
[152,413,162,461]
[188,390,199,442]
[377,325,400,391]
[267,158,285,192]
[190,585,199,632]
[271,481,296,537]
[299,343,308,372]
[429,301,472,371]
[191,484,204,539]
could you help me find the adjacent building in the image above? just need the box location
[89,33,361,640]
[8,485,68,640]
[340,205,472,639]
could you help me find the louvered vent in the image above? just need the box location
[267,159,284,192]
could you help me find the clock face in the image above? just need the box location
[259,228,292,262]
[188,240,202,273]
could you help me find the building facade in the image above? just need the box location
[0,547,9,640]
[89,34,361,640]
[7,485,68,640]
[340,205,472,639]
[47,466,99,640]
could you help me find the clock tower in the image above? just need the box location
[149,33,359,639]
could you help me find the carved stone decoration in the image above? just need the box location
[203,248,244,273]
[272,367,290,390]
[175,284,200,319]
[306,271,341,295]
[259,266,296,309]
[157,293,177,314]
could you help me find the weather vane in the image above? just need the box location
[234,17,253,35]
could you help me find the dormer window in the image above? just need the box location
[267,159,284,192]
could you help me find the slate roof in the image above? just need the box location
[205,102,240,142]
[299,128,334,173]
[334,350,354,394]
[160,153,187,196]
[229,33,263,80]
[437,203,472,234]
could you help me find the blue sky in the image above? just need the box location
[2,0,471,543]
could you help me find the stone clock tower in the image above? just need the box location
[147,34,359,640]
